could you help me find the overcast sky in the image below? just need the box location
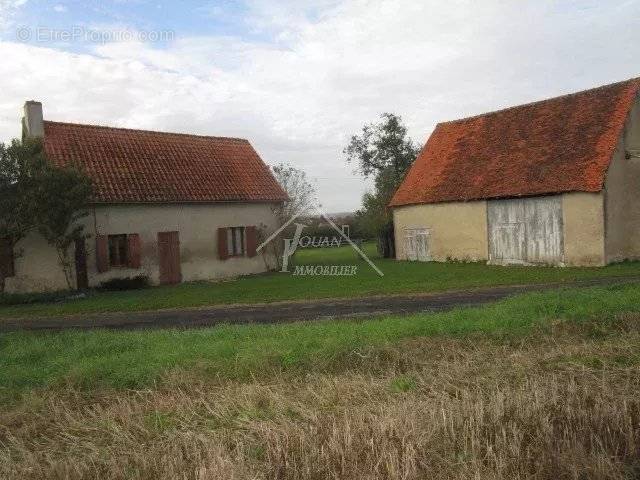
[0,0,639,212]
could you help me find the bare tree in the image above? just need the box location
[263,163,317,270]
[272,163,316,220]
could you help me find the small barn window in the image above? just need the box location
[626,150,640,160]
[227,227,246,257]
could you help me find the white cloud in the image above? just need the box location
[1,0,640,211]
[53,4,67,13]
[0,0,27,30]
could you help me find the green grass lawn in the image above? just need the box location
[2,282,640,397]
[2,243,640,318]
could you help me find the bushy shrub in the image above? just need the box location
[98,275,149,291]
[0,290,72,306]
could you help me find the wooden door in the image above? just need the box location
[404,228,430,262]
[490,222,526,264]
[158,231,182,284]
[74,238,88,290]
[404,229,417,261]
[488,196,563,265]
[523,196,563,264]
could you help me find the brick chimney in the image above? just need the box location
[22,100,44,138]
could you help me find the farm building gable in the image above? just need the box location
[392,78,640,267]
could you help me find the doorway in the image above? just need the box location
[158,231,182,284]
[488,196,564,265]
[74,238,88,290]
[404,228,431,262]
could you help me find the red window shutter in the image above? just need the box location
[0,239,15,277]
[127,234,142,269]
[96,235,109,273]
[218,227,229,260]
[246,226,258,258]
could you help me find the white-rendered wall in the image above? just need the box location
[6,202,281,293]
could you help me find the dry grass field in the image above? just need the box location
[2,309,640,479]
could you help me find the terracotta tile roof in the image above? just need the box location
[390,78,640,207]
[43,121,288,204]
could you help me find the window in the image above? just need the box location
[97,234,141,272]
[218,226,257,260]
[227,227,246,257]
[108,234,128,267]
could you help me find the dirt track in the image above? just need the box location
[2,276,638,332]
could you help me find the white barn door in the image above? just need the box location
[491,223,526,263]
[488,196,563,265]
[405,228,430,262]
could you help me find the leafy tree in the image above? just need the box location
[0,137,93,292]
[344,113,419,256]
[0,138,45,292]
[344,113,418,183]
[32,162,93,289]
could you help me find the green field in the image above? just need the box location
[2,283,640,479]
[2,282,640,397]
[2,243,640,319]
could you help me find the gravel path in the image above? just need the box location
[2,276,638,332]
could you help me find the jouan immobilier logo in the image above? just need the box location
[256,210,384,277]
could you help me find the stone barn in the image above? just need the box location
[390,78,640,266]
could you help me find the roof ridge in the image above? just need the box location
[43,120,250,143]
[438,76,640,126]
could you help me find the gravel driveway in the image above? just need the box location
[2,277,638,332]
